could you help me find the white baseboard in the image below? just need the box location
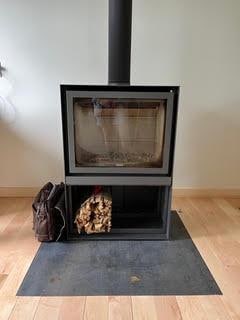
[172,188,240,198]
[0,187,240,198]
[0,187,39,197]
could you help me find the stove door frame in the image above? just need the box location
[62,86,175,175]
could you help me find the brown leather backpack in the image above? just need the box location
[32,182,65,242]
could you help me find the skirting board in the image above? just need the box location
[0,187,39,198]
[172,188,240,198]
[0,187,240,198]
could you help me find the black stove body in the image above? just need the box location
[60,0,179,240]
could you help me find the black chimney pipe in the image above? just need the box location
[108,0,132,85]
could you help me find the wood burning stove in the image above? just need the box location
[61,85,179,240]
[60,0,179,240]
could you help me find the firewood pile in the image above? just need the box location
[74,188,112,234]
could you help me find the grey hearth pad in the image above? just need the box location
[17,212,221,296]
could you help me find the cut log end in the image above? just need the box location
[74,191,112,234]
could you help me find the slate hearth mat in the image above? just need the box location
[17,212,221,296]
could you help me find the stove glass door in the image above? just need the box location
[73,97,166,168]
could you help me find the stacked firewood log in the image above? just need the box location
[74,188,112,234]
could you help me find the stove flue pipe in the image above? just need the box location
[108,0,132,85]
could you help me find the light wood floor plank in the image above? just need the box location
[189,198,240,241]
[199,296,232,320]
[0,274,7,290]
[0,198,40,298]
[9,297,40,320]
[225,198,240,210]
[108,296,132,320]
[58,297,86,320]
[132,296,159,320]
[84,296,108,320]
[132,296,181,320]
[154,297,182,320]
[34,297,62,320]
[177,296,208,320]
[214,198,240,219]
[0,199,19,234]
[0,297,16,320]
[174,198,240,319]
[177,296,232,320]
[189,198,240,266]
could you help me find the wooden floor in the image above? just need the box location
[0,197,240,319]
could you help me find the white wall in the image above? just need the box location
[0,0,240,188]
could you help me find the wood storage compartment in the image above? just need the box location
[68,185,165,238]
